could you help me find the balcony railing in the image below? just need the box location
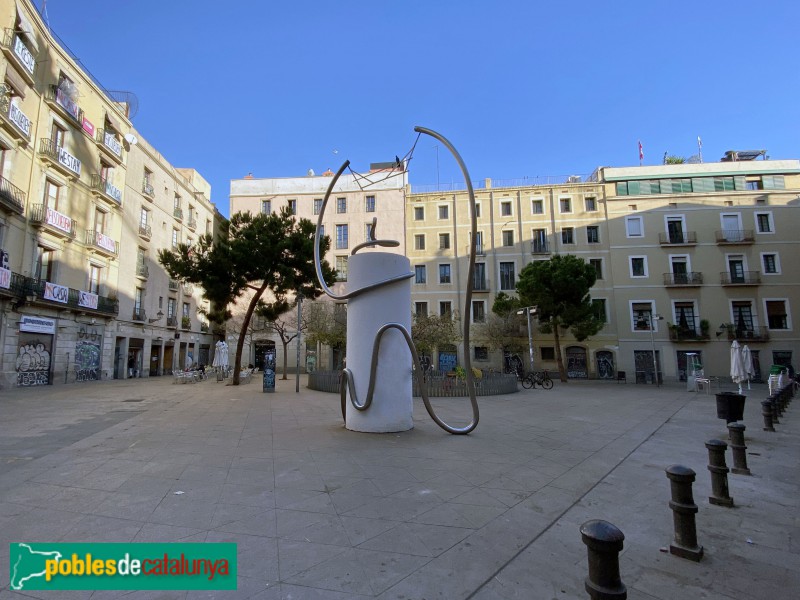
[169,280,179,291]
[200,323,209,333]
[0,95,32,141]
[173,207,183,221]
[187,217,197,231]
[720,271,761,286]
[724,325,770,342]
[44,84,84,124]
[658,231,697,245]
[715,229,755,244]
[473,278,489,292]
[23,277,118,315]
[136,263,149,279]
[181,316,191,329]
[166,316,178,328]
[663,272,703,286]
[132,308,147,322]
[2,30,36,80]
[30,204,77,239]
[138,224,152,239]
[0,175,26,214]
[39,138,81,178]
[668,325,710,342]
[142,180,155,199]
[530,240,549,254]
[0,269,28,298]
[464,244,486,256]
[85,230,118,257]
[90,174,123,205]
[96,128,123,161]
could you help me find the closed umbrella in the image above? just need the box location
[730,340,746,394]
[741,345,754,391]
[185,352,193,371]
[212,341,222,368]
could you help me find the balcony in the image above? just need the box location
[85,230,118,258]
[187,217,197,231]
[530,240,550,254]
[39,138,81,179]
[0,269,28,300]
[142,180,155,200]
[472,279,490,293]
[96,128,123,163]
[90,174,123,206]
[200,322,209,333]
[720,271,761,286]
[715,230,755,245]
[0,95,32,144]
[0,175,26,215]
[173,207,183,222]
[132,308,147,322]
[663,272,703,287]
[724,325,770,343]
[136,263,149,279]
[30,204,77,240]
[138,224,152,240]
[23,277,118,316]
[169,280,179,292]
[464,244,486,256]
[1,30,36,83]
[658,231,697,246]
[181,316,191,330]
[668,325,710,343]
[166,316,178,328]
[44,84,84,126]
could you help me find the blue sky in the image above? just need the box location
[34,1,799,216]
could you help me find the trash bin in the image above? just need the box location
[715,391,746,423]
[263,350,276,393]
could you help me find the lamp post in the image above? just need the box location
[649,312,664,387]
[295,293,303,393]
[517,306,538,372]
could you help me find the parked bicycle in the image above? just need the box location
[521,370,554,390]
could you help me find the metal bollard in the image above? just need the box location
[762,400,775,432]
[665,465,704,561]
[580,520,627,600]
[770,396,780,424]
[727,423,751,475]
[706,439,734,507]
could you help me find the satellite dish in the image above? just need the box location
[124,133,138,145]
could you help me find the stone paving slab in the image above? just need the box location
[0,376,796,599]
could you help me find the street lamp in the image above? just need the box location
[649,312,664,387]
[516,306,538,372]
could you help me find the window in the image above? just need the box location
[472,301,485,323]
[532,229,547,253]
[206,219,211,235]
[630,256,647,277]
[438,205,449,220]
[540,347,555,361]
[364,222,373,241]
[288,199,296,215]
[502,230,514,247]
[365,195,375,212]
[167,298,176,318]
[473,262,487,290]
[136,247,146,269]
[472,231,484,253]
[51,122,66,149]
[626,216,643,238]
[440,301,452,318]
[414,234,425,250]
[172,229,179,249]
[670,256,689,283]
[313,198,322,215]
[139,207,149,229]
[632,302,655,330]
[94,208,107,233]
[586,226,599,244]
[589,258,603,279]
[134,288,144,313]
[755,212,773,233]
[499,262,515,290]
[561,227,574,245]
[43,179,60,210]
[439,233,450,249]
[762,253,779,274]
[318,224,325,238]
[414,206,424,220]
[173,194,181,210]
[592,299,607,323]
[144,168,153,188]
[335,224,348,249]
[439,264,451,284]
[335,256,348,281]
[559,198,572,213]
[585,197,597,212]
[727,255,745,283]
[414,302,428,318]
[766,300,788,330]
[414,265,426,284]
[500,201,512,216]
[261,199,271,214]
[336,197,346,214]
[474,203,481,218]
[531,199,544,214]
[182,302,190,318]
[474,346,489,361]
[88,265,101,294]
[732,301,754,332]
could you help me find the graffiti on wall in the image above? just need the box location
[16,339,51,386]
[75,327,102,381]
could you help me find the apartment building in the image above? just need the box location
[229,163,407,370]
[0,0,219,387]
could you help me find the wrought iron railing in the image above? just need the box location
[173,207,183,221]
[29,204,77,238]
[90,174,122,204]
[187,218,197,230]
[720,271,760,285]
[96,128,123,159]
[23,277,118,315]
[715,230,755,244]
[138,224,152,239]
[136,263,149,278]
[142,181,155,198]
[132,308,147,322]
[169,280,179,291]
[166,316,178,328]
[85,230,118,256]
[39,138,81,177]
[724,325,769,342]
[663,272,703,286]
[658,231,697,245]
[44,84,84,123]
[530,240,549,254]
[0,175,25,213]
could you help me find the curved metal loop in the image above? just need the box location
[340,323,478,435]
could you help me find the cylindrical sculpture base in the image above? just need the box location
[345,252,413,433]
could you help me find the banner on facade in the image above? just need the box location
[0,267,10,290]
[78,290,99,309]
[19,316,56,334]
[44,282,69,304]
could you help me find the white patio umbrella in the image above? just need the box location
[185,352,193,370]
[730,340,746,394]
[220,341,229,370]
[211,340,223,368]
[741,344,754,391]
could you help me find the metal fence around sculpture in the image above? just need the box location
[308,370,518,396]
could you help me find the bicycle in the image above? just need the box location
[521,370,554,390]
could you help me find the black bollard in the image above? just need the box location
[705,439,734,507]
[665,465,704,561]
[770,396,780,424]
[762,400,775,432]
[727,423,751,475]
[580,520,627,600]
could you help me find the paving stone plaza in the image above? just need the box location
[1,377,797,599]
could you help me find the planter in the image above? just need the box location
[715,392,746,423]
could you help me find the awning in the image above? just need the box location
[4,65,27,97]
[15,1,39,54]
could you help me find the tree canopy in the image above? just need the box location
[158,208,335,384]
[411,313,459,358]
[516,254,604,382]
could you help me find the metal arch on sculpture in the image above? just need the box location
[312,127,481,435]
